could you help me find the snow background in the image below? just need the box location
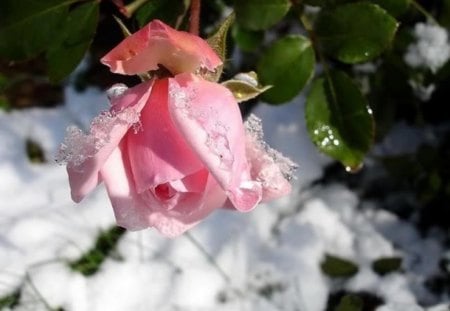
[0,83,449,311]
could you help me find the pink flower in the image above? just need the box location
[57,20,296,237]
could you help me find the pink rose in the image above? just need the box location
[57,20,296,237]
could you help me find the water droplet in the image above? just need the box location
[345,163,363,174]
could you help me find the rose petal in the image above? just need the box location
[167,73,262,212]
[126,79,204,193]
[100,141,151,231]
[59,80,153,202]
[148,174,228,237]
[101,20,221,76]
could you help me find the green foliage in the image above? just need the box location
[47,1,99,82]
[372,257,403,275]
[306,70,374,170]
[315,2,398,63]
[0,0,98,82]
[234,0,291,30]
[26,138,46,164]
[257,35,315,104]
[370,0,411,17]
[69,226,125,276]
[321,254,359,278]
[336,294,363,311]
[232,24,264,52]
[0,289,21,309]
[135,0,186,27]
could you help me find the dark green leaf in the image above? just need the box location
[26,139,46,164]
[336,294,363,311]
[0,0,78,60]
[232,24,264,52]
[321,254,359,278]
[257,35,315,104]
[234,0,291,30]
[135,0,186,28]
[370,0,410,17]
[69,226,125,276]
[372,257,403,276]
[315,2,398,63]
[0,289,21,309]
[306,70,374,170]
[47,1,99,82]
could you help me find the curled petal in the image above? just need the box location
[57,80,153,202]
[167,73,262,212]
[126,79,204,193]
[100,141,152,231]
[101,20,221,76]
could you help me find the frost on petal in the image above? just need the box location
[56,80,153,203]
[168,73,262,212]
[244,114,298,201]
[101,19,221,76]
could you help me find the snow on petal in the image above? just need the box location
[167,73,262,212]
[100,19,221,76]
[56,80,153,203]
[244,114,298,201]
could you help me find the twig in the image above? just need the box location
[189,0,201,35]
[184,231,231,283]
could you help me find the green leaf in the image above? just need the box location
[222,72,272,102]
[370,0,410,17]
[47,1,99,82]
[321,254,359,278]
[0,0,78,60]
[336,294,363,311]
[306,70,374,170]
[232,24,264,52]
[135,0,186,28]
[372,257,403,276]
[257,35,315,104]
[206,13,235,82]
[315,2,398,63]
[69,226,125,276]
[234,0,291,30]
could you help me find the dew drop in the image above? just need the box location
[345,163,363,174]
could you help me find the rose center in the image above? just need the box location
[154,183,176,201]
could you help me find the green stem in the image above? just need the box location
[411,0,438,25]
[123,0,150,18]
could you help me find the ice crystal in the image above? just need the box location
[56,108,141,167]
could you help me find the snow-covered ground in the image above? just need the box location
[0,85,449,311]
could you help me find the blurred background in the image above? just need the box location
[0,0,449,310]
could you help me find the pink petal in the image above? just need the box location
[101,20,221,76]
[100,141,152,231]
[244,114,297,201]
[167,73,262,212]
[148,173,228,237]
[57,80,153,203]
[126,79,204,193]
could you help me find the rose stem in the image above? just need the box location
[189,0,201,35]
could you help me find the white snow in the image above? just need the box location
[404,22,450,73]
[0,87,448,311]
